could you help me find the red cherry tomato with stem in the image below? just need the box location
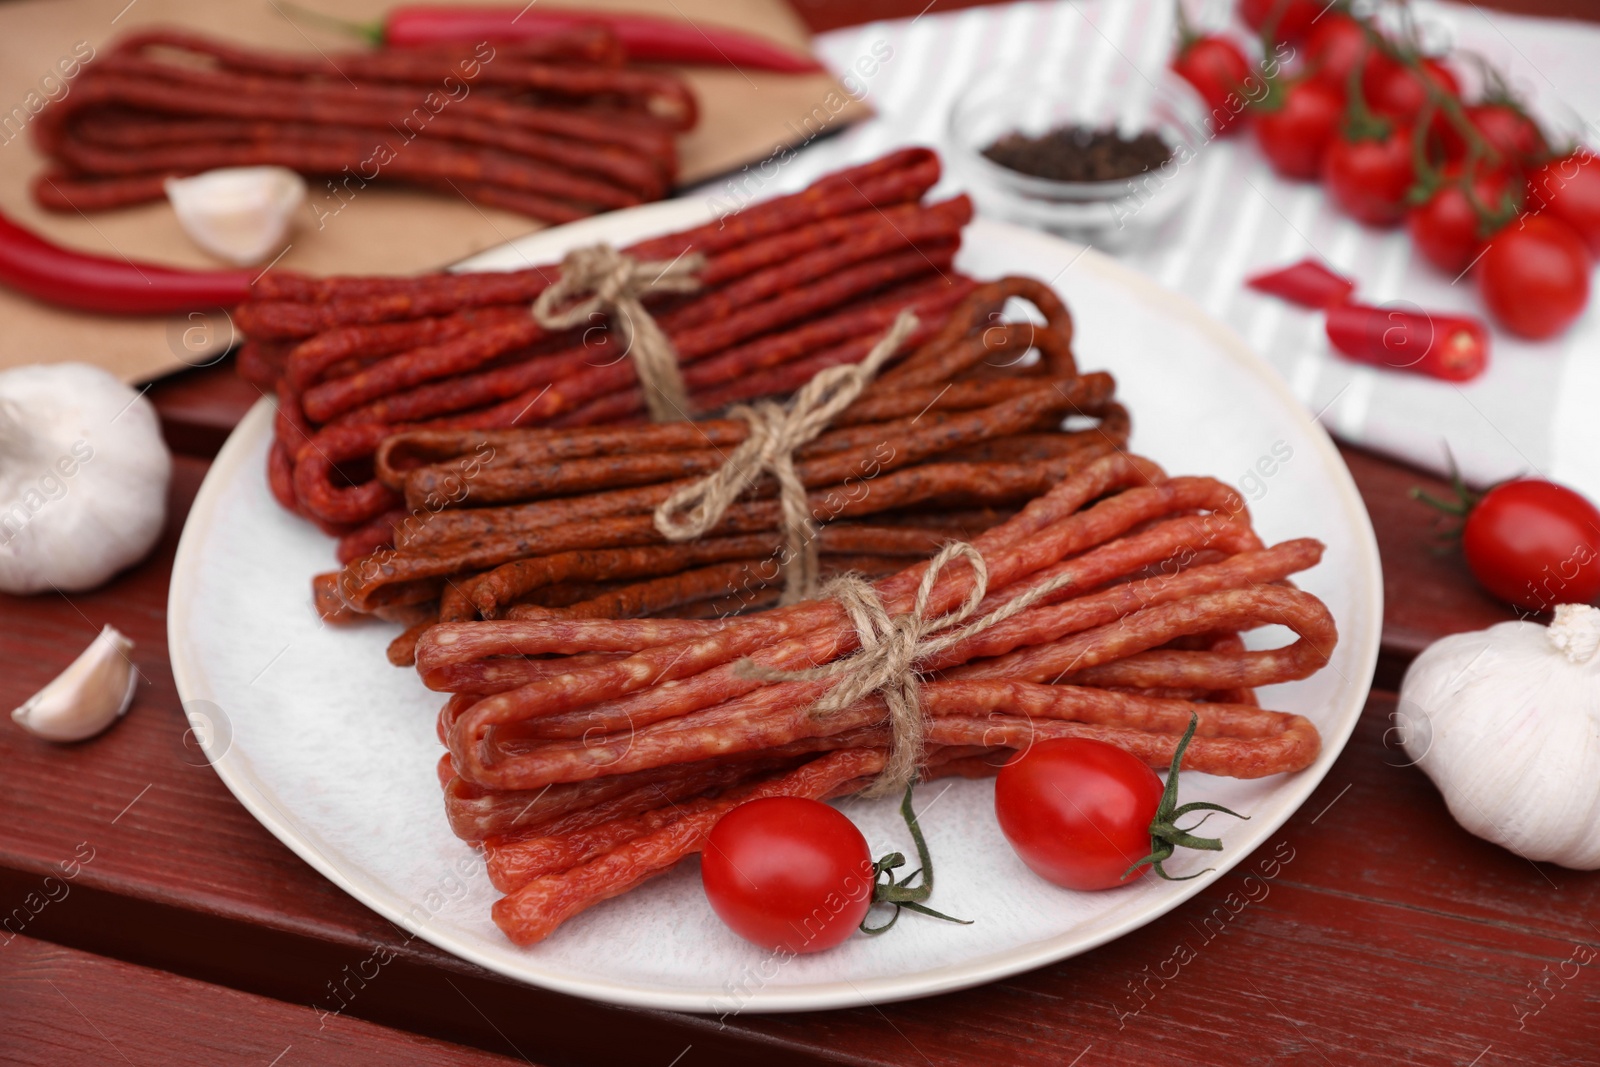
[701,797,875,954]
[1527,150,1600,255]
[1407,165,1519,274]
[1465,482,1600,611]
[1440,57,1549,168]
[1476,214,1592,339]
[1366,56,1460,125]
[994,716,1244,891]
[1172,31,1254,135]
[1253,77,1344,179]
[1324,121,1417,226]
[1304,14,1370,92]
[1418,476,1600,611]
[997,737,1160,890]
[701,787,967,954]
[1357,46,1400,101]
[1441,103,1548,170]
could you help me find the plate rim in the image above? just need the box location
[169,199,1383,1014]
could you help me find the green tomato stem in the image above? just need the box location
[276,1,386,46]
[860,780,972,935]
[1124,713,1249,882]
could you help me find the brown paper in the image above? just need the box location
[0,0,868,381]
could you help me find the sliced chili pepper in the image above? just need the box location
[1246,258,1356,308]
[343,5,822,73]
[1325,301,1489,382]
[0,207,253,314]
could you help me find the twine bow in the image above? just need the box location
[652,310,920,604]
[531,243,704,423]
[745,533,1107,795]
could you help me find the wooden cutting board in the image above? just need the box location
[0,0,868,381]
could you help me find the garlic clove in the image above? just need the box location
[165,166,306,266]
[12,625,137,742]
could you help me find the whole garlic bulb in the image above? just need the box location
[0,363,171,594]
[1400,604,1600,869]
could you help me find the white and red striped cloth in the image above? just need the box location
[714,0,1600,501]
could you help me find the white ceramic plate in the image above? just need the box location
[169,199,1382,1013]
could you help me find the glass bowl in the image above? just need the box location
[948,67,1210,249]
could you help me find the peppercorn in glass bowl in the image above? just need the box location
[948,68,1209,249]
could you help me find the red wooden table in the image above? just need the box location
[4,3,1598,1064]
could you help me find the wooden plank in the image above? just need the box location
[738,883,1600,1067]
[0,935,531,1066]
[1249,694,1600,946]
[1337,445,1519,687]
[150,355,263,459]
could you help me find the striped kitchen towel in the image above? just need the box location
[701,0,1600,502]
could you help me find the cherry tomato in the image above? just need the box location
[994,738,1163,891]
[1476,214,1592,339]
[1253,78,1344,179]
[701,797,874,954]
[1462,480,1600,610]
[1303,14,1369,92]
[1407,166,1518,274]
[1323,124,1416,226]
[1357,47,1401,104]
[1365,56,1460,125]
[1441,103,1548,169]
[1527,150,1600,255]
[1172,35,1253,135]
[1237,0,1322,42]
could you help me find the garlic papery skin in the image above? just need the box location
[12,625,137,742]
[165,166,306,266]
[1399,604,1600,869]
[0,363,172,594]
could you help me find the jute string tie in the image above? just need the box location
[652,310,920,604]
[531,243,704,423]
[744,535,1106,795]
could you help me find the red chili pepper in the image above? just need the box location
[1246,258,1356,308]
[0,208,252,315]
[379,6,823,73]
[1325,302,1489,382]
